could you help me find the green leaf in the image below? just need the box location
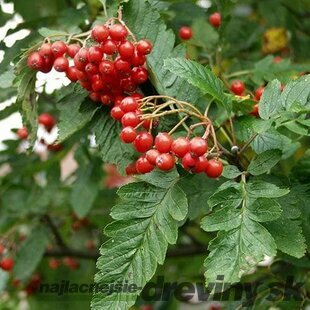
[246,180,289,198]
[265,218,306,258]
[222,165,242,179]
[57,86,98,143]
[15,68,38,144]
[123,0,201,102]
[281,74,310,110]
[208,187,242,209]
[13,224,49,280]
[164,58,231,112]
[246,198,282,222]
[38,27,68,38]
[91,110,135,173]
[248,149,282,176]
[0,104,18,121]
[92,171,187,310]
[251,129,285,154]
[0,68,15,89]
[258,79,282,120]
[70,158,102,218]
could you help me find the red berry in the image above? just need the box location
[121,112,140,127]
[92,79,105,92]
[255,86,265,101]
[136,156,154,174]
[48,258,60,270]
[39,43,53,58]
[51,41,67,58]
[67,44,80,58]
[132,67,148,84]
[120,126,137,143]
[190,137,208,157]
[133,132,154,153]
[53,57,69,72]
[194,156,208,173]
[27,52,44,70]
[156,153,175,171]
[66,66,79,82]
[77,70,90,83]
[146,149,160,165]
[273,56,282,63]
[136,40,153,55]
[85,63,99,75]
[38,113,55,130]
[114,58,131,74]
[17,127,28,140]
[111,106,125,120]
[205,159,223,178]
[100,39,117,55]
[182,152,197,170]
[179,26,192,40]
[142,119,152,130]
[74,47,89,70]
[118,41,135,59]
[171,137,190,157]
[40,56,54,73]
[125,163,137,175]
[131,93,143,100]
[155,132,173,153]
[114,95,125,106]
[131,50,146,66]
[91,25,109,42]
[109,24,128,41]
[120,97,138,113]
[230,80,245,96]
[89,92,101,102]
[250,104,259,118]
[120,77,137,92]
[99,60,116,76]
[209,12,221,28]
[88,46,103,64]
[100,94,113,106]
[0,258,14,271]
[63,257,79,270]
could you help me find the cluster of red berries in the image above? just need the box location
[0,244,14,272]
[27,22,152,107]
[48,256,79,270]
[111,95,223,177]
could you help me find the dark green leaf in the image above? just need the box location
[248,149,282,175]
[222,165,242,179]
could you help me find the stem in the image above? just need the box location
[168,116,189,135]
[239,133,258,154]
[224,70,253,79]
[42,215,67,249]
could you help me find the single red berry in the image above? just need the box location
[142,119,152,130]
[66,66,79,82]
[0,258,14,271]
[17,127,28,140]
[171,137,190,158]
[136,156,154,174]
[92,79,105,92]
[230,80,245,96]
[131,50,146,66]
[255,86,265,101]
[38,113,55,130]
[132,67,148,84]
[155,132,173,153]
[133,132,154,153]
[40,56,54,73]
[27,52,44,70]
[111,106,124,120]
[114,58,131,74]
[114,95,125,106]
[53,57,69,72]
[99,60,116,76]
[194,156,208,173]
[190,137,208,157]
[51,41,67,57]
[89,92,101,102]
[77,70,90,83]
[48,258,60,270]
[273,56,282,63]
[63,257,79,270]
[74,47,89,70]
[88,46,103,64]
[156,153,175,171]
[120,77,137,92]
[67,44,81,58]
[146,149,160,165]
[120,97,139,113]
[39,43,53,58]
[136,40,153,55]
[91,25,109,42]
[118,41,135,59]
[182,152,197,170]
[140,305,153,310]
[125,163,137,175]
[85,63,99,75]
[131,93,143,100]
[205,159,223,178]
[80,81,92,91]
[121,112,140,127]
[100,39,118,55]
[250,104,259,118]
[209,12,221,28]
[109,24,128,41]
[179,26,192,40]
[120,126,137,143]
[100,94,113,106]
